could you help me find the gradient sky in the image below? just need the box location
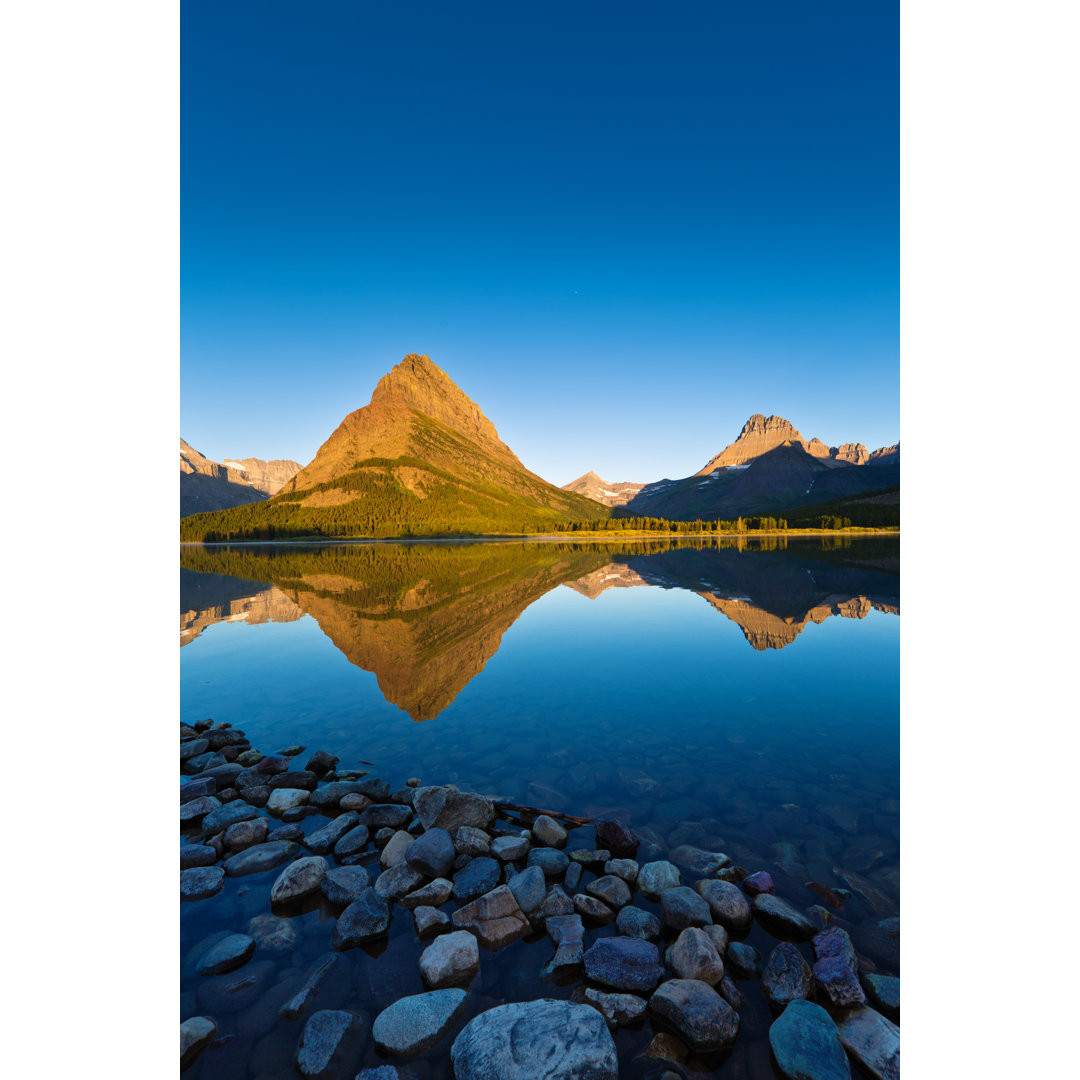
[182,1,898,486]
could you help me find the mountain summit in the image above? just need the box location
[697,414,870,474]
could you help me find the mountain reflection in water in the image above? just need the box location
[180,537,898,721]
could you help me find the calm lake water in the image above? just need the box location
[180,536,899,1080]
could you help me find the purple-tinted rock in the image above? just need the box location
[583,937,664,994]
[648,978,739,1051]
[595,819,639,858]
[743,870,775,896]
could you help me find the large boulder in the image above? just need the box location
[451,999,617,1080]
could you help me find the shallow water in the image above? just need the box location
[180,537,899,1079]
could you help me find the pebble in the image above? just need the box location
[332,888,390,949]
[419,930,480,988]
[267,788,310,813]
[195,933,255,975]
[535,884,575,920]
[648,978,740,1052]
[268,769,317,791]
[668,927,725,984]
[637,860,681,898]
[762,942,814,1008]
[270,855,328,904]
[223,840,297,877]
[660,886,712,931]
[532,814,567,848]
[768,998,851,1080]
[295,1009,367,1080]
[568,849,611,868]
[337,793,373,812]
[583,936,664,994]
[695,879,752,929]
[278,744,306,757]
[305,749,338,776]
[181,866,224,901]
[812,927,867,1007]
[616,905,662,941]
[452,885,530,949]
[373,989,469,1056]
[406,827,455,877]
[180,1017,216,1070]
[564,861,582,891]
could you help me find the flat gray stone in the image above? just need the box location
[195,933,255,975]
[373,989,469,1056]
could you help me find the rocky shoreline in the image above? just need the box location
[181,720,900,1080]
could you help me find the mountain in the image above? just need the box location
[180,439,301,517]
[180,354,607,540]
[561,471,646,507]
[696,414,877,473]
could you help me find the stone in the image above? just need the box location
[180,844,217,870]
[196,960,275,1014]
[769,998,851,1080]
[586,875,631,909]
[332,888,390,949]
[271,856,328,904]
[861,973,900,1018]
[535,885,575,920]
[648,978,739,1052]
[195,933,255,975]
[304,813,360,855]
[333,824,370,858]
[726,942,762,978]
[223,840,297,876]
[280,954,347,1021]
[584,988,647,1030]
[353,777,391,801]
[452,885,529,949]
[406,827,455,877]
[295,1009,367,1080]
[223,817,269,852]
[753,894,818,939]
[373,989,469,1056]
[695,879,752,930]
[451,999,617,1080]
[202,801,256,834]
[640,1031,688,1066]
[358,803,413,829]
[380,829,414,868]
[564,862,582,891]
[454,826,492,856]
[574,894,615,924]
[278,744,306,757]
[604,858,639,883]
[637,860,681,898]
[661,886,712,931]
[243,785,270,807]
[253,754,289,775]
[532,815,568,848]
[527,847,569,879]
[835,1007,899,1080]
[616,905,662,941]
[270,823,306,843]
[414,906,451,936]
[181,738,210,761]
[180,1016,216,1070]
[320,866,370,905]
[491,834,528,861]
[305,749,338,776]
[568,849,610,868]
[267,788,310,813]
[703,923,729,955]
[507,865,547,914]
[453,857,501,902]
[399,877,453,909]
[669,927,724,984]
[668,845,731,876]
[181,866,224,901]
[718,975,744,1010]
[180,778,217,805]
[762,942,814,1008]
[374,863,425,902]
[419,930,480,988]
[812,927,867,1007]
[595,818,639,858]
[268,770,318,791]
[583,937,664,994]
[742,870,775,896]
[337,793,373,812]
[414,785,494,832]
[546,913,584,945]
[247,913,298,954]
[307,782,365,809]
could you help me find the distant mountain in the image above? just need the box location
[180,354,606,540]
[623,414,899,522]
[180,439,301,517]
[561,471,646,507]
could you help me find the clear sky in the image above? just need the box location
[182,1,898,486]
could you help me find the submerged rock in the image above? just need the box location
[648,978,739,1052]
[753,894,818,939]
[295,1009,368,1080]
[195,933,255,975]
[180,866,224,901]
[762,942,814,1008]
[726,941,762,978]
[595,819,639,858]
[180,1016,216,1071]
[835,1006,900,1080]
[373,989,469,1056]
[280,954,347,1021]
[768,998,851,1080]
[247,912,298,954]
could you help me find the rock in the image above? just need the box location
[637,860,681,898]
[835,1007,900,1080]
[695,879,752,929]
[201,801,256,834]
[491,834,528,861]
[268,769,318,791]
[639,1030,688,1067]
[270,856,328,904]
[861,973,900,1018]
[223,817,269,852]
[451,999,617,1080]
[267,788,310,813]
[195,933,255,975]
[180,1016,216,1070]
[535,885,575,920]
[583,937,664,994]
[419,930,480,988]
[308,782,365,809]
[669,845,731,876]
[333,824,370,858]
[304,813,360,855]
[453,857,501,902]
[278,744,306,757]
[181,866,224,901]
[812,927,867,1006]
[454,826,492,856]
[358,803,413,829]
[253,754,289,775]
[769,998,851,1080]
[223,840,297,876]
[568,849,610,868]
[595,819,639,858]
[414,906,451,936]
[661,886,712,931]
[380,829,414,868]
[586,875,631,909]
[320,866,370,905]
[400,877,453,909]
[373,989,469,1056]
[532,815,567,848]
[196,960,275,1013]
[546,913,584,945]
[305,749,338,776]
[584,988,647,1030]
[806,881,844,909]
[527,847,569,879]
[406,827,455,877]
[414,786,494,832]
[725,941,763,981]
[616,905,662,941]
[669,927,724,984]
[719,975,745,1010]
[753,893,818,939]
[269,823,306,843]
[180,778,217,805]
[374,863,425,902]
[280,954,347,1021]
[181,738,210,761]
[564,861,582,891]
[338,793,373,812]
[648,978,739,1051]
[743,870,775,896]
[452,885,529,949]
[604,858,639,883]
[180,844,217,870]
[506,865,546,914]
[703,923,729,955]
[352,777,391,801]
[762,942,814,1008]
[332,888,390,949]
[295,1009,367,1080]
[573,894,615,924]
[247,912,298,954]
[243,785,270,807]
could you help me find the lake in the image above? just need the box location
[180,535,899,1079]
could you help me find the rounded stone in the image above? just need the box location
[695,879,752,929]
[195,933,255,975]
[668,927,724,985]
[583,936,664,994]
[660,886,712,931]
[223,840,298,877]
[586,875,632,909]
[762,942,814,1008]
[181,866,224,901]
[295,1009,368,1080]
[507,864,547,915]
[616,905,662,941]
[271,856,329,904]
[532,815,568,848]
[373,989,469,1056]
[453,857,501,902]
[419,931,480,988]
[637,860,681,898]
[527,847,569,879]
[648,978,739,1052]
[406,827,456,877]
[769,998,851,1080]
[753,894,818,939]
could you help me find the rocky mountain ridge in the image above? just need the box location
[561,472,646,508]
[180,440,301,517]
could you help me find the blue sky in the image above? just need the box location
[182,1,898,485]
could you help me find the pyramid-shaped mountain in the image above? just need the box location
[180,354,606,540]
